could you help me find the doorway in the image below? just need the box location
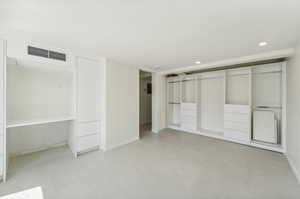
[139,70,152,138]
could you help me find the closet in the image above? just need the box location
[167,77,181,127]
[199,71,224,135]
[167,62,286,153]
[0,39,104,182]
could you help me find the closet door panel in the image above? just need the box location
[77,134,99,152]
[200,77,224,132]
[78,121,100,137]
[0,135,3,154]
[182,80,195,103]
[226,75,249,105]
[0,41,4,123]
[172,105,180,125]
[173,82,180,103]
[77,58,102,121]
[0,39,6,180]
[0,156,2,175]
[253,72,281,107]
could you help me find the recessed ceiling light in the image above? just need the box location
[195,61,201,64]
[259,41,268,47]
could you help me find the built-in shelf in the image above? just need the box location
[7,117,75,128]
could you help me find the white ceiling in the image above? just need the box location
[1,0,300,71]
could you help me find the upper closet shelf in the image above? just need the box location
[7,57,75,72]
[7,116,75,128]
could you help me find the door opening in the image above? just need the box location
[139,70,152,138]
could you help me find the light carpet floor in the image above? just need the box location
[0,127,300,199]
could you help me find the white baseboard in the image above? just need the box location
[167,126,285,153]
[10,141,68,157]
[287,154,300,184]
[152,127,166,134]
[104,137,139,151]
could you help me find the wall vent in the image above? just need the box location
[28,46,66,61]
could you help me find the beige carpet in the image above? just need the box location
[0,127,299,199]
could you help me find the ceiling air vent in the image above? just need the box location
[49,51,66,61]
[28,46,48,58]
[27,46,66,62]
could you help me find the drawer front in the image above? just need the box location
[224,105,250,114]
[224,129,250,142]
[181,103,197,110]
[224,113,249,123]
[224,121,249,132]
[181,123,197,131]
[181,110,197,117]
[181,114,197,122]
[78,134,99,152]
[78,121,100,137]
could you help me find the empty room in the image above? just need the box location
[1,0,300,198]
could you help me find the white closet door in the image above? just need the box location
[200,77,224,132]
[253,72,281,107]
[77,57,102,121]
[182,80,195,103]
[226,75,249,105]
[172,82,180,103]
[0,39,6,181]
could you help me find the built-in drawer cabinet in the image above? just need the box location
[78,134,99,152]
[224,112,249,123]
[181,103,197,110]
[224,129,249,142]
[181,103,197,131]
[224,105,250,114]
[224,105,250,142]
[224,121,249,132]
[77,121,100,137]
[75,120,101,154]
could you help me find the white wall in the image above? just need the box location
[152,73,167,133]
[104,60,139,150]
[5,40,75,157]
[287,43,300,183]
[7,122,70,156]
[140,75,152,125]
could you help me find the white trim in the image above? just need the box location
[6,117,75,128]
[287,155,300,184]
[168,126,285,153]
[2,40,7,182]
[9,141,67,157]
[160,48,294,75]
[152,128,164,134]
[139,66,158,73]
[103,137,139,151]
[281,62,287,151]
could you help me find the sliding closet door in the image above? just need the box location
[0,39,6,181]
[199,73,224,133]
